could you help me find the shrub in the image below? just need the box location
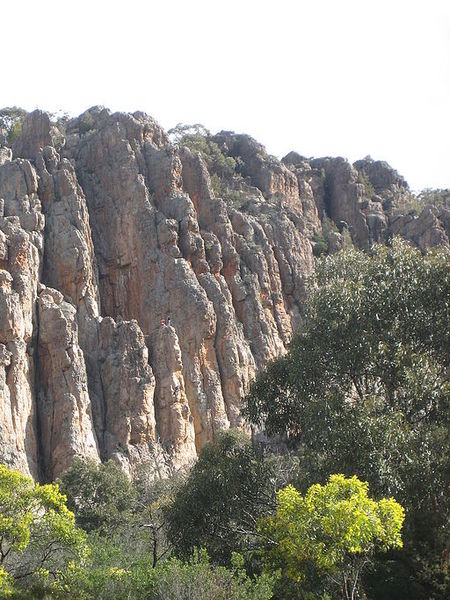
[0,107,26,145]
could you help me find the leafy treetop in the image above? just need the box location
[0,463,87,591]
[168,122,238,181]
[259,474,404,599]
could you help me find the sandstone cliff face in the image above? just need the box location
[37,288,99,479]
[0,156,43,477]
[0,108,448,480]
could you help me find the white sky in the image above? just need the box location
[2,0,449,190]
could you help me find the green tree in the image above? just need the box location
[245,240,449,434]
[148,550,275,600]
[244,239,449,598]
[0,463,88,593]
[0,107,27,145]
[259,475,404,600]
[244,240,449,486]
[134,460,185,567]
[168,123,238,180]
[46,548,275,600]
[0,566,13,597]
[164,430,275,565]
[59,458,137,534]
[417,188,449,209]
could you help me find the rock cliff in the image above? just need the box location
[0,108,448,480]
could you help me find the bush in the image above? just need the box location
[259,475,404,599]
[357,171,376,197]
[42,548,275,600]
[0,107,26,145]
[164,430,274,565]
[392,188,450,216]
[0,463,88,596]
[59,458,137,534]
[169,123,238,180]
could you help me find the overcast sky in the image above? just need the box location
[2,0,449,190]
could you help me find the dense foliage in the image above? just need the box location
[0,107,27,144]
[168,122,247,201]
[169,123,238,180]
[259,475,404,600]
[164,430,276,564]
[392,188,450,215]
[59,458,137,534]
[1,460,274,599]
[245,239,449,598]
[0,464,88,596]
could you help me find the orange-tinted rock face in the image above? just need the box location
[0,108,447,480]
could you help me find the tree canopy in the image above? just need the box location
[0,464,88,594]
[164,430,275,565]
[168,122,239,181]
[259,475,404,600]
[244,239,449,598]
[244,240,449,498]
[0,107,26,144]
[59,458,137,534]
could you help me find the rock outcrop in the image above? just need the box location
[0,154,44,477]
[37,288,99,480]
[390,205,450,251]
[0,108,448,480]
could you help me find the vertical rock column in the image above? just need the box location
[0,158,44,477]
[34,135,159,473]
[37,288,100,480]
[148,323,196,466]
[35,144,108,452]
[66,110,230,455]
[96,317,157,474]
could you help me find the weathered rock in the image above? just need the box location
[64,111,231,452]
[13,110,53,162]
[179,146,312,362]
[148,324,196,465]
[391,205,450,250]
[0,157,44,477]
[353,157,411,212]
[0,147,12,166]
[309,157,372,247]
[37,289,99,480]
[35,145,101,335]
[213,132,300,205]
[282,152,323,229]
[95,316,157,474]
[0,107,447,480]
[0,340,15,468]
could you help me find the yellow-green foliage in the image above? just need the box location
[0,464,85,554]
[0,464,88,592]
[0,566,13,597]
[41,548,275,600]
[259,474,404,584]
